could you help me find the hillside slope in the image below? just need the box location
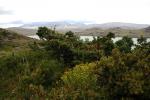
[76,27,150,37]
[7,27,37,36]
[0,28,34,55]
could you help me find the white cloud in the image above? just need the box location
[0,7,12,15]
[0,0,150,24]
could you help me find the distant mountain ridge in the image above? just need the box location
[90,22,149,29]
[20,21,149,30]
[0,21,149,30]
[2,21,150,37]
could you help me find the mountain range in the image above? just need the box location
[20,21,149,30]
[1,21,150,37]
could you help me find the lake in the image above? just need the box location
[80,36,150,44]
[28,35,150,44]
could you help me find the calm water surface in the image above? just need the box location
[28,35,150,44]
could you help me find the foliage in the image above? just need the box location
[65,31,74,37]
[49,63,104,100]
[36,26,55,40]
[115,36,134,53]
[45,39,75,67]
[0,27,150,100]
[96,48,150,99]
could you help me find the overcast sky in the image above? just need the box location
[0,0,150,24]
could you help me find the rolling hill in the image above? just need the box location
[3,21,150,37]
[0,28,34,53]
[76,27,150,37]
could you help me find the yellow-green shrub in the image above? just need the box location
[61,63,97,89]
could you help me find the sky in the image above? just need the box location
[0,0,150,24]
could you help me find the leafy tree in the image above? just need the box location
[36,27,49,40]
[106,32,115,39]
[36,27,55,40]
[137,35,147,45]
[45,40,74,66]
[116,36,133,53]
[91,35,114,56]
[65,31,74,37]
[122,36,134,47]
[103,39,114,56]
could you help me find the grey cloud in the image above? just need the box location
[0,7,13,15]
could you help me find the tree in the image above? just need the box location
[137,35,147,45]
[116,36,133,53]
[36,27,55,40]
[99,36,114,56]
[91,33,115,56]
[45,40,74,67]
[65,31,74,37]
[103,39,114,56]
[106,32,115,39]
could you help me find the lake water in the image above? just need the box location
[28,35,150,45]
[80,36,150,44]
[28,35,40,40]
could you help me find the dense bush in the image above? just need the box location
[49,63,104,100]
[0,27,150,99]
[96,48,150,99]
